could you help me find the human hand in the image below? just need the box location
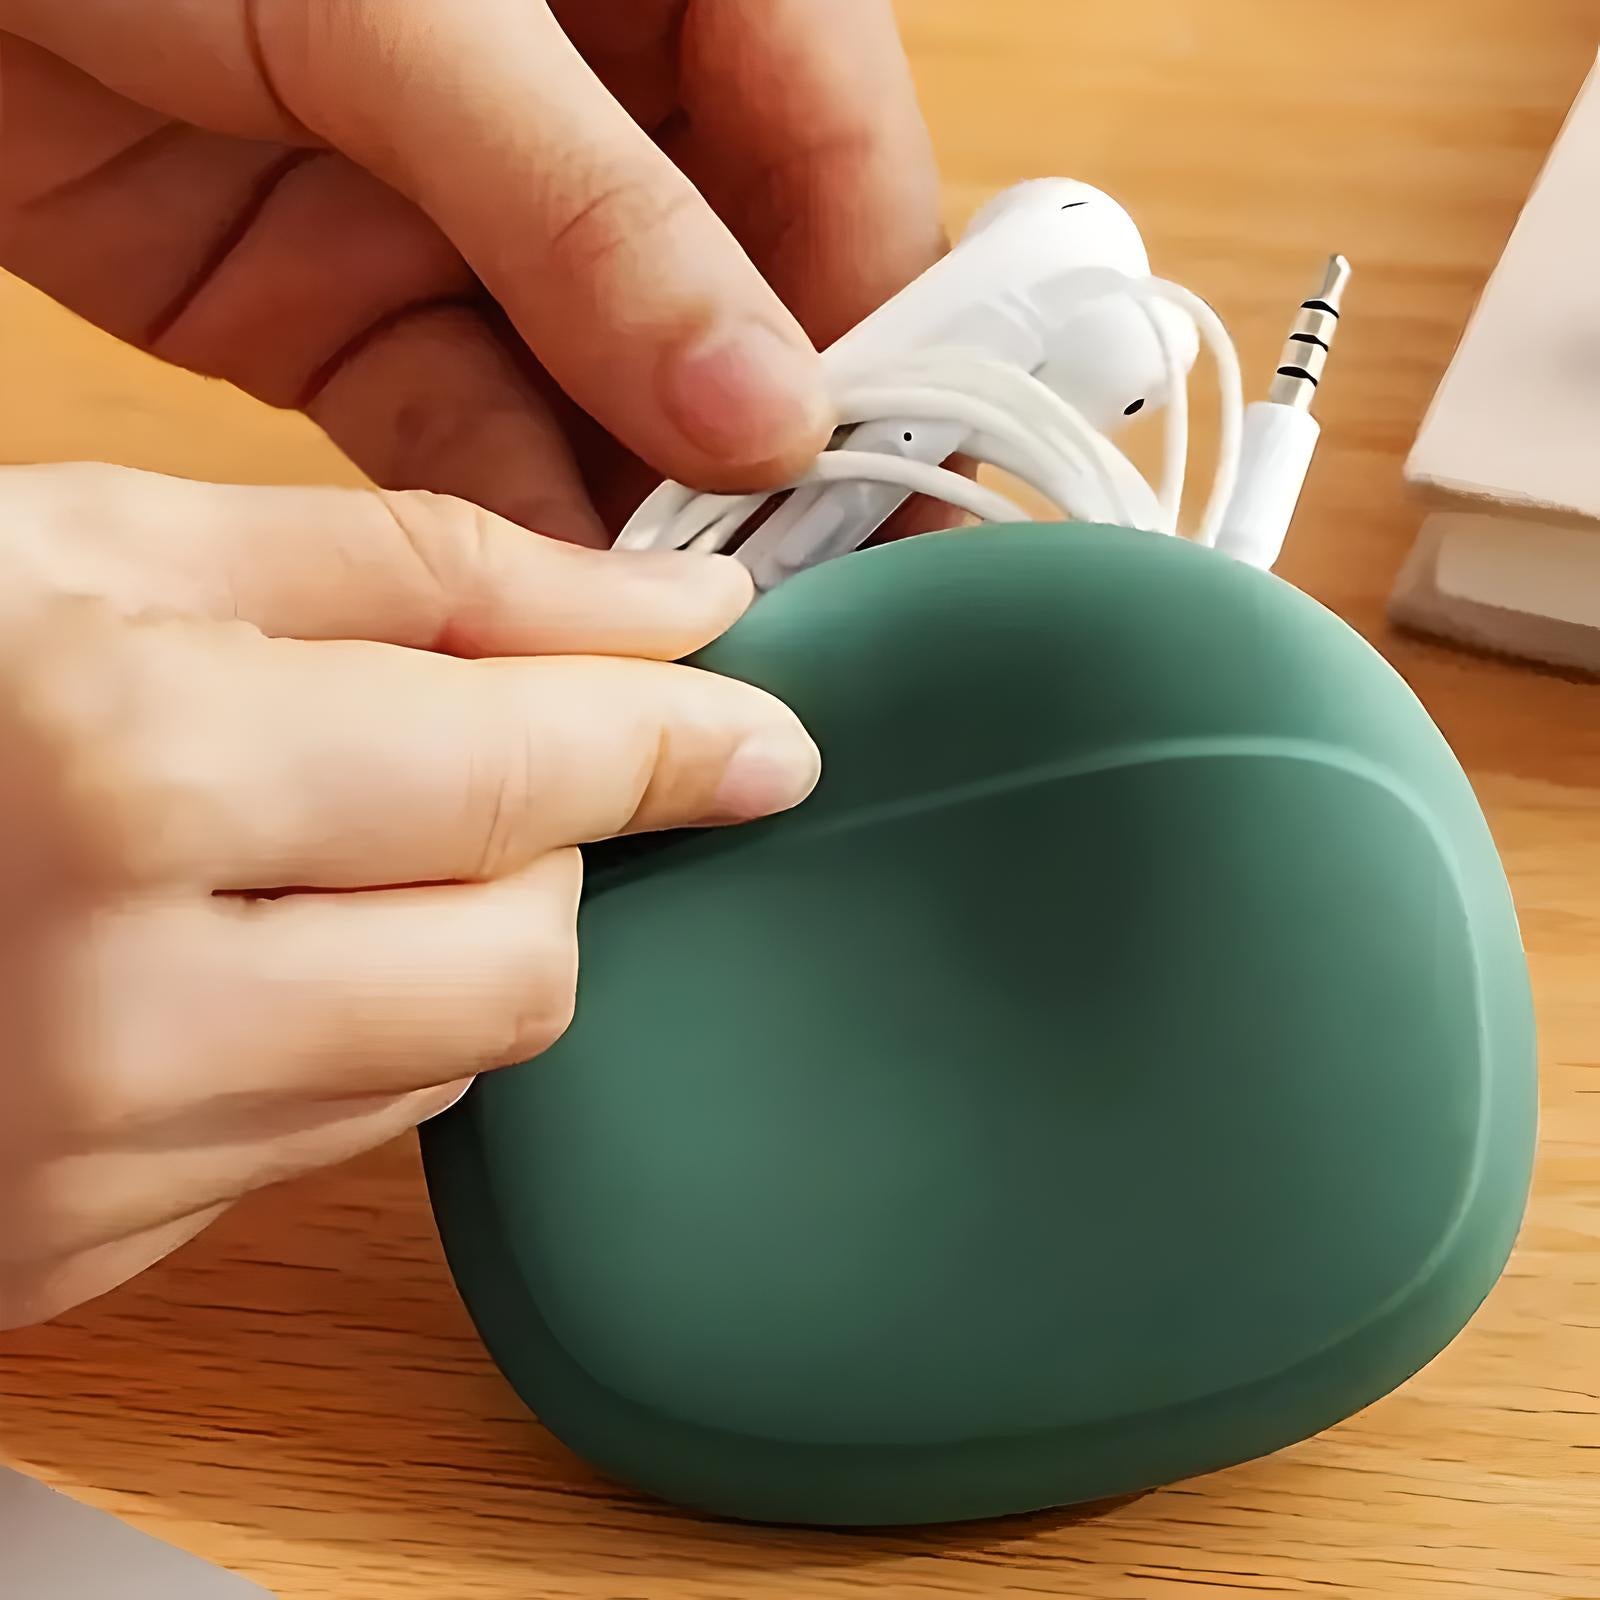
[0,1,945,541]
[0,461,818,1329]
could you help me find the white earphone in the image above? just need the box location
[617,179,1346,587]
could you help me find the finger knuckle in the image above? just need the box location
[466,716,544,881]
[543,170,700,282]
[372,488,503,637]
[499,928,580,1065]
[376,487,488,572]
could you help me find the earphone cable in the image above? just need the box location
[618,275,1246,569]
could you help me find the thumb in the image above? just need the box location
[266,1,835,490]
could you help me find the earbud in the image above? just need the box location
[716,182,1200,585]
[1029,274,1201,435]
[821,180,1162,386]
[959,177,1113,238]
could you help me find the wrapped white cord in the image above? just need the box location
[1139,297,1188,531]
[617,274,1246,572]
[1146,280,1243,548]
[653,358,1125,558]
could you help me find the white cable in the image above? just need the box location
[647,357,1143,555]
[833,379,1128,523]
[617,274,1246,571]
[1137,298,1188,531]
[855,352,1160,528]
[784,450,1030,523]
[1143,280,1243,548]
[677,450,1028,557]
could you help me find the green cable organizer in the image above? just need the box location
[424,522,1536,1527]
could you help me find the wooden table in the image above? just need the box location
[3,3,1598,1595]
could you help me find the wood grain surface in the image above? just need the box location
[3,3,1599,1596]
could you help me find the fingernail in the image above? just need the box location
[662,319,831,467]
[709,728,821,822]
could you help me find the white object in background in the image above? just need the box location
[1391,511,1600,675]
[1398,49,1600,676]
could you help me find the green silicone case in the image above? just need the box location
[423,522,1536,1527]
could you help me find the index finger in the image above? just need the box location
[5,465,752,660]
[270,0,835,490]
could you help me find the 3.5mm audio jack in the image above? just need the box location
[1216,253,1353,570]
[1269,254,1352,409]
